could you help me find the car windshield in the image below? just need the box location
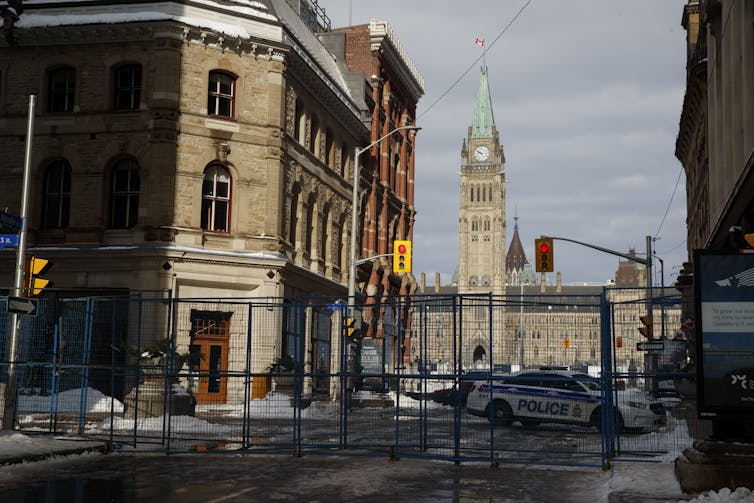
[574,374,601,391]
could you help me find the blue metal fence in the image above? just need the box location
[0,291,695,467]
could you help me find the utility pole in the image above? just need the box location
[3,95,35,430]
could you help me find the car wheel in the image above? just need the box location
[591,408,624,434]
[487,399,513,426]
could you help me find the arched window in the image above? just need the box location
[43,159,72,228]
[114,64,142,110]
[48,66,76,112]
[305,193,316,256]
[207,71,236,118]
[111,158,140,228]
[201,165,231,232]
[470,186,474,202]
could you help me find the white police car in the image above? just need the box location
[466,370,666,432]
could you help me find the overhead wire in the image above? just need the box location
[417,0,532,120]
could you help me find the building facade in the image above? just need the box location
[0,0,422,402]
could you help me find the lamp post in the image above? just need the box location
[347,125,420,314]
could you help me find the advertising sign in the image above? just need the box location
[695,249,754,418]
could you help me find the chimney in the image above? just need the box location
[420,272,426,294]
[556,272,562,293]
[434,272,441,293]
[540,273,546,293]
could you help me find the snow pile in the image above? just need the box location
[18,388,125,414]
[687,487,754,502]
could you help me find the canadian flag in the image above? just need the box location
[474,37,485,47]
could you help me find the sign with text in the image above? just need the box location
[0,211,22,232]
[0,234,19,248]
[695,249,754,418]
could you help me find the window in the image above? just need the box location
[111,158,140,228]
[294,99,304,143]
[114,64,142,110]
[48,67,76,112]
[201,165,230,232]
[43,160,72,228]
[309,114,319,154]
[207,71,235,118]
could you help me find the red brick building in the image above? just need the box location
[322,20,424,339]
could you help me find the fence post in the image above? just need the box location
[599,290,616,466]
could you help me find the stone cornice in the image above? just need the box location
[369,20,424,103]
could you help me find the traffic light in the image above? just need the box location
[535,237,553,272]
[345,317,357,337]
[563,337,570,349]
[616,336,623,349]
[25,255,52,296]
[393,240,412,273]
[638,315,653,338]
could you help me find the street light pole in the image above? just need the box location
[347,125,420,314]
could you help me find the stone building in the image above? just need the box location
[0,0,421,402]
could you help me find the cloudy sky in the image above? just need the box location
[317,0,689,287]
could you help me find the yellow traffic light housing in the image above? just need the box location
[563,337,570,349]
[25,255,52,296]
[346,317,357,337]
[535,237,554,272]
[638,314,653,338]
[393,240,412,274]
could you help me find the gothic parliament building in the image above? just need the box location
[414,66,681,374]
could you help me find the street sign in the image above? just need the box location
[636,341,665,352]
[0,211,22,232]
[7,296,38,316]
[0,234,19,248]
[325,301,347,312]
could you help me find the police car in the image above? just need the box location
[466,370,666,432]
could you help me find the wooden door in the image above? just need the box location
[189,311,230,404]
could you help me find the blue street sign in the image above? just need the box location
[325,301,347,312]
[0,234,19,248]
[0,211,22,232]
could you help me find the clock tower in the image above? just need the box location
[458,65,506,295]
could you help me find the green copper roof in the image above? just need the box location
[471,66,495,139]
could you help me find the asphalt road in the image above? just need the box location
[0,452,621,503]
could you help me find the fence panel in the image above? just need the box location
[0,290,698,466]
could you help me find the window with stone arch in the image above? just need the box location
[43,159,72,229]
[201,164,231,232]
[110,158,140,228]
[207,70,236,119]
[483,218,490,232]
[305,192,317,257]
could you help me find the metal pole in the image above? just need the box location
[3,95,36,430]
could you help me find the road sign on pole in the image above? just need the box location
[636,341,664,352]
[0,211,22,232]
[0,234,19,248]
[7,296,38,316]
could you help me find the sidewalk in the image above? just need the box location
[0,431,106,466]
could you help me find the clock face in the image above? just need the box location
[473,145,490,161]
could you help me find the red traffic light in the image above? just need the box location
[538,243,550,254]
[397,244,407,254]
